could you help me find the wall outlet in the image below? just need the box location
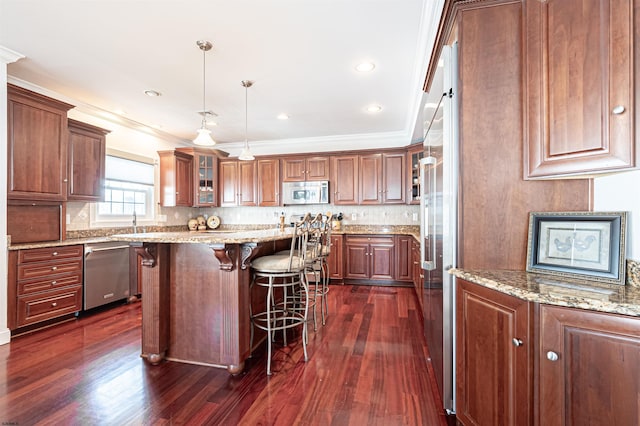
[66,213,71,224]
[412,212,418,221]
[351,212,357,221]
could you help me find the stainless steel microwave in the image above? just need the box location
[282,181,329,205]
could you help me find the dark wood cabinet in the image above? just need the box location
[524,0,636,178]
[7,84,74,201]
[407,144,424,204]
[8,245,84,330]
[158,150,193,207]
[382,152,406,204]
[176,147,219,207]
[344,235,394,280]
[327,234,343,281]
[219,160,256,207]
[67,119,108,201]
[411,239,422,309]
[539,305,640,425]
[257,159,280,206]
[395,235,413,282]
[331,155,359,205]
[282,156,330,181]
[456,279,533,426]
[359,154,382,204]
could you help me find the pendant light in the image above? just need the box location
[238,80,255,161]
[193,40,216,146]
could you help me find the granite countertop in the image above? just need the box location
[450,268,640,317]
[8,236,113,250]
[109,227,296,244]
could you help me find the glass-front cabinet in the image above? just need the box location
[175,147,220,207]
[407,144,424,204]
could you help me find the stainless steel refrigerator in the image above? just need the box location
[420,43,458,415]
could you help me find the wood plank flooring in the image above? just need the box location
[0,285,448,425]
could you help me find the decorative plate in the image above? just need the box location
[207,215,221,229]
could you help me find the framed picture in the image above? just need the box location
[526,211,627,285]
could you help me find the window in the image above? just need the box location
[91,155,155,227]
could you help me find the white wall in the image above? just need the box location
[594,170,640,261]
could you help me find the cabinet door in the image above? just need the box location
[456,279,532,426]
[175,154,194,206]
[344,239,369,279]
[67,119,108,201]
[395,236,413,282]
[7,85,73,201]
[331,155,359,205]
[539,305,640,425]
[257,159,280,206]
[238,161,256,206]
[194,152,217,207]
[411,239,423,309]
[359,154,382,204]
[158,151,193,207]
[306,156,330,180]
[282,157,306,181]
[327,234,343,280]
[382,152,406,204]
[369,239,394,280]
[407,145,424,205]
[219,160,239,206]
[524,0,635,178]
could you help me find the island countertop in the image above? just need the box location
[109,227,296,245]
[450,268,640,317]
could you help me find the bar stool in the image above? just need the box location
[315,213,333,325]
[249,213,311,375]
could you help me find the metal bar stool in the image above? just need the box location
[249,213,311,375]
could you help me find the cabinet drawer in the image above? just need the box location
[17,285,82,327]
[17,272,83,296]
[18,258,83,280]
[346,235,394,245]
[18,245,83,263]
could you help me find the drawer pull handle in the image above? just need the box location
[51,302,58,307]
[52,252,58,256]
[51,266,57,271]
[546,351,559,362]
[612,105,626,115]
[512,338,523,347]
[51,281,57,285]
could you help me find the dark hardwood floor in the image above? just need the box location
[0,285,448,425]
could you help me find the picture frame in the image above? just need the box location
[526,211,627,285]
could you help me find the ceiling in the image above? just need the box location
[0,0,444,155]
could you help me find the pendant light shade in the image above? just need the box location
[193,40,216,146]
[238,79,255,161]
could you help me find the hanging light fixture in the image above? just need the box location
[238,80,255,161]
[193,40,216,146]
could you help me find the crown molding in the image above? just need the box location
[0,45,24,64]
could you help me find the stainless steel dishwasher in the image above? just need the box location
[84,241,131,310]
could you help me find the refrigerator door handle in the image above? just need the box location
[420,155,437,271]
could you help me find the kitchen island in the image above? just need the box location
[110,228,294,374]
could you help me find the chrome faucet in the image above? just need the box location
[132,211,137,233]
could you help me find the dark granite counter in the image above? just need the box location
[450,268,640,317]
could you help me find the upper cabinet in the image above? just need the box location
[407,144,424,205]
[176,147,219,207]
[524,0,637,178]
[257,158,280,206]
[158,150,193,207]
[219,159,257,207]
[282,156,330,181]
[7,84,74,201]
[67,119,109,201]
[331,155,359,205]
[359,152,406,204]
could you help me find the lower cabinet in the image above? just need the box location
[539,305,640,425]
[9,245,84,330]
[344,235,395,280]
[457,279,640,426]
[327,234,344,281]
[456,279,532,426]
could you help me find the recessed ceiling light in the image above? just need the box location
[355,62,376,72]
[366,105,382,113]
[144,89,161,97]
[277,113,290,120]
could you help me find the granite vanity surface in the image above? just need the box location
[450,268,640,317]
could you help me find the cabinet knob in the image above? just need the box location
[63,178,68,183]
[546,351,559,362]
[51,266,57,271]
[51,302,58,307]
[51,281,57,285]
[52,252,58,256]
[612,105,626,115]
[512,338,523,347]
